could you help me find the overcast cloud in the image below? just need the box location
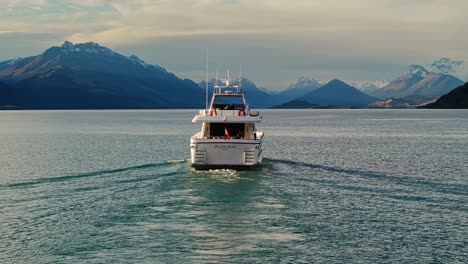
[1,0,467,89]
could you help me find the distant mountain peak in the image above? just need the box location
[61,40,74,49]
[431,57,463,68]
[406,64,428,76]
[345,80,390,94]
[274,76,322,103]
[297,76,320,83]
[283,77,320,90]
[293,76,321,87]
[287,76,321,88]
[324,79,364,91]
[327,79,346,86]
[373,62,464,99]
[53,40,116,56]
[426,57,468,81]
[298,78,378,107]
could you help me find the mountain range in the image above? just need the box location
[0,41,204,109]
[272,59,465,108]
[0,41,466,109]
[371,64,464,99]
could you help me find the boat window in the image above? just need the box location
[212,95,245,110]
[210,123,245,139]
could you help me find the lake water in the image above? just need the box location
[1,109,467,263]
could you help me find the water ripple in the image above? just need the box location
[1,161,187,189]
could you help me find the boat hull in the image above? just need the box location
[190,139,262,169]
[191,164,261,171]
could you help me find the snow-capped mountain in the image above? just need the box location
[0,41,171,81]
[399,64,430,80]
[55,41,167,72]
[375,64,429,94]
[0,41,204,109]
[275,77,322,102]
[345,80,389,94]
[372,64,463,99]
[60,41,116,56]
[286,76,322,90]
[426,58,468,81]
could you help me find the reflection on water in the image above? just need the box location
[181,167,303,261]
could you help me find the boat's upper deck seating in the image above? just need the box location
[212,94,245,110]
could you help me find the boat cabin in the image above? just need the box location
[200,122,258,140]
[211,93,246,110]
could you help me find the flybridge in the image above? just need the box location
[208,68,249,113]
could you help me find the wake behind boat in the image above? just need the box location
[190,70,264,169]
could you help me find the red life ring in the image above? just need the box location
[238,109,246,116]
[210,109,217,116]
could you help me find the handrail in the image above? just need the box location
[207,109,250,117]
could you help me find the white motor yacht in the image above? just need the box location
[190,70,264,169]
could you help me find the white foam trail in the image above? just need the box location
[190,168,241,182]
[167,159,188,164]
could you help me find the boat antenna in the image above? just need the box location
[215,67,219,94]
[227,68,230,87]
[239,64,242,94]
[205,49,209,111]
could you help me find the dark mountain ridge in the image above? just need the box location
[272,99,320,109]
[423,83,468,109]
[0,41,204,109]
[299,79,378,107]
[4,41,463,110]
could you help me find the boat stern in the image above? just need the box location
[190,138,262,170]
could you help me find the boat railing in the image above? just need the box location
[195,137,261,141]
[217,109,248,117]
[201,108,253,117]
[192,126,263,141]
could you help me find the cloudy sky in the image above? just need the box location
[1,0,467,89]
